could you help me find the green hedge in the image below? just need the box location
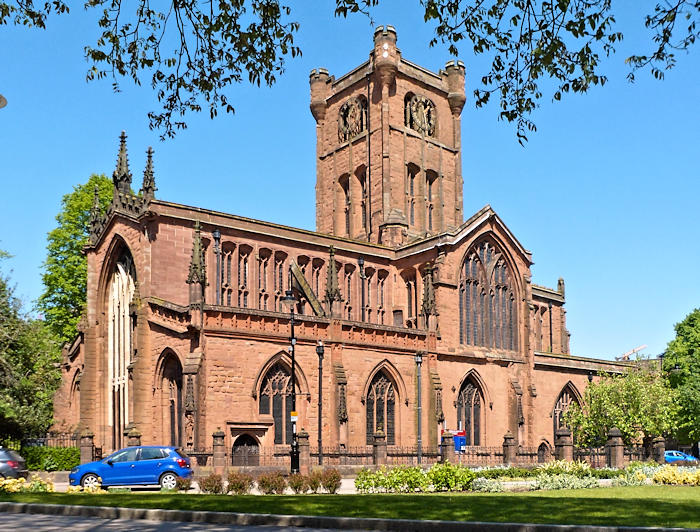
[20,447,80,471]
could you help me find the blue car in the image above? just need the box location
[664,450,699,464]
[69,446,192,489]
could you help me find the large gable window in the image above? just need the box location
[259,363,295,445]
[459,240,517,350]
[366,371,396,445]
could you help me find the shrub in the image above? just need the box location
[474,466,536,480]
[0,475,54,493]
[536,460,592,478]
[175,476,193,492]
[20,446,80,471]
[354,467,380,494]
[589,468,625,479]
[288,473,309,494]
[471,477,505,492]
[320,468,342,494]
[612,470,648,486]
[652,465,700,486]
[199,473,224,494]
[257,472,286,494]
[227,471,254,495]
[427,463,475,492]
[533,473,599,490]
[308,469,323,493]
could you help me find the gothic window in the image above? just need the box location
[456,376,484,445]
[107,251,136,450]
[553,384,580,438]
[221,243,235,305]
[312,259,324,298]
[426,171,437,231]
[259,363,296,445]
[406,164,419,226]
[238,247,250,308]
[344,267,353,320]
[377,271,387,325]
[339,175,351,236]
[359,170,368,233]
[459,240,518,350]
[403,271,417,326]
[366,371,396,445]
[338,96,368,142]
[273,252,287,311]
[404,93,437,137]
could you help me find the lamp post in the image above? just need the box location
[316,341,325,465]
[415,352,423,464]
[587,371,594,383]
[358,257,366,322]
[280,288,300,474]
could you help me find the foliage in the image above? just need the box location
[226,471,254,495]
[0,253,62,441]
[256,472,286,494]
[536,460,592,478]
[611,470,648,487]
[587,468,624,479]
[287,473,308,494]
[652,465,700,486]
[198,473,224,494]
[355,463,475,493]
[532,473,599,490]
[37,174,112,346]
[471,477,505,492]
[320,468,342,494]
[0,474,54,493]
[175,476,192,491]
[307,469,322,493]
[564,365,678,447]
[2,2,698,141]
[474,466,536,479]
[20,446,80,471]
[663,308,700,443]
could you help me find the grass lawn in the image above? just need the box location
[2,486,699,528]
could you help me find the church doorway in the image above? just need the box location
[231,434,259,466]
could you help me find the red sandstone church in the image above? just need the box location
[54,26,627,464]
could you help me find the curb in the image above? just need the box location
[0,502,695,532]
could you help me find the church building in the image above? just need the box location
[54,26,627,462]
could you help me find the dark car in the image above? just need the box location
[69,446,192,489]
[0,447,28,479]
[664,450,699,464]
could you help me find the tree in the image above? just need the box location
[662,308,700,443]
[0,252,62,441]
[564,363,678,447]
[1,1,697,141]
[38,174,112,346]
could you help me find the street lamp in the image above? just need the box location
[587,371,594,383]
[316,340,325,465]
[280,288,300,474]
[415,352,423,464]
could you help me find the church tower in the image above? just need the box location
[310,26,466,246]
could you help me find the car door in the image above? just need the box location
[107,448,141,485]
[137,447,167,484]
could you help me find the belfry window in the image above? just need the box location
[459,240,517,350]
[366,371,396,445]
[259,363,295,445]
[456,377,484,445]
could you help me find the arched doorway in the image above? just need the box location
[158,352,183,447]
[231,434,259,466]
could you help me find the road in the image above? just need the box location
[1,513,367,531]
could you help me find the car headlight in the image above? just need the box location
[71,467,79,473]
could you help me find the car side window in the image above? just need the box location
[112,448,139,462]
[140,448,166,460]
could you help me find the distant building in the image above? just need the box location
[54,27,628,461]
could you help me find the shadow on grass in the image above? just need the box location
[2,486,699,528]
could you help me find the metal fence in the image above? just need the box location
[22,433,78,448]
[386,446,441,466]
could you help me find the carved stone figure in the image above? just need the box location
[338,97,367,142]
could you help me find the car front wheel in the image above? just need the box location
[160,472,178,490]
[81,473,100,489]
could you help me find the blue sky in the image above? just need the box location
[0,2,697,360]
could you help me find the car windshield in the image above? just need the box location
[108,448,139,462]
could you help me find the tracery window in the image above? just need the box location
[259,363,295,445]
[377,271,387,325]
[366,371,396,445]
[338,96,368,142]
[258,252,269,310]
[459,240,518,350]
[107,251,136,450]
[404,94,437,137]
[406,165,418,226]
[221,243,235,305]
[553,384,579,438]
[238,248,249,308]
[426,171,437,231]
[456,377,484,445]
[359,170,368,233]
[339,175,351,236]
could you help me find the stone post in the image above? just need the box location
[212,428,226,474]
[502,432,517,465]
[652,436,666,464]
[606,427,624,468]
[298,429,310,475]
[554,428,574,462]
[373,430,387,466]
[440,432,455,464]
[79,431,94,464]
[127,428,142,447]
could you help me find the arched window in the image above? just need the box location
[426,171,437,231]
[459,240,518,350]
[259,363,295,445]
[456,376,484,445]
[339,175,351,236]
[107,251,136,450]
[406,164,419,227]
[366,371,396,445]
[159,353,183,447]
[553,383,580,438]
